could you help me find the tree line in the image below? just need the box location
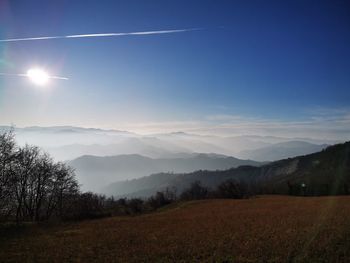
[0,130,252,223]
[0,131,79,223]
[51,180,252,220]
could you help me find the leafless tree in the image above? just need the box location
[0,131,80,223]
[0,130,16,220]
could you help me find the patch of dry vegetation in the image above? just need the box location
[1,196,350,262]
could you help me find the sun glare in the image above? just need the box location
[27,68,49,86]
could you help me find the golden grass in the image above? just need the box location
[1,196,350,262]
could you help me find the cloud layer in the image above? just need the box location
[117,108,350,141]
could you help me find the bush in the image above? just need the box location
[126,198,144,214]
[68,192,111,220]
[215,180,250,199]
[180,181,209,201]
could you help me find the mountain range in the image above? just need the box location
[69,153,261,192]
[1,125,348,196]
[238,141,328,161]
[105,141,350,198]
[0,126,335,161]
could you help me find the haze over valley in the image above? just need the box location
[0,125,332,160]
[1,1,350,262]
[0,125,333,192]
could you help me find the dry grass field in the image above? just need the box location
[1,195,350,262]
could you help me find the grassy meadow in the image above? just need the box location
[1,195,350,262]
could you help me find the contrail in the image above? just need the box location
[0,72,68,80]
[0,28,202,43]
[0,73,27,77]
[48,76,69,80]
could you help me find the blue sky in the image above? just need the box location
[0,0,350,138]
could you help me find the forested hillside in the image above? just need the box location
[107,142,350,197]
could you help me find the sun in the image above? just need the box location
[26,68,50,86]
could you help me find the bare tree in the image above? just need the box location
[0,130,16,220]
[47,162,79,219]
[0,131,80,223]
[12,145,40,222]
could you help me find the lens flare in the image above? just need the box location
[27,68,49,86]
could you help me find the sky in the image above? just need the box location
[0,0,350,139]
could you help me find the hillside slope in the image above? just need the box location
[69,153,261,192]
[1,196,350,262]
[107,142,350,197]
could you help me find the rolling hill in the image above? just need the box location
[106,141,350,197]
[69,153,261,192]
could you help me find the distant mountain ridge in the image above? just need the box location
[238,141,328,161]
[105,142,350,197]
[0,125,340,162]
[69,153,261,192]
[0,125,133,134]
